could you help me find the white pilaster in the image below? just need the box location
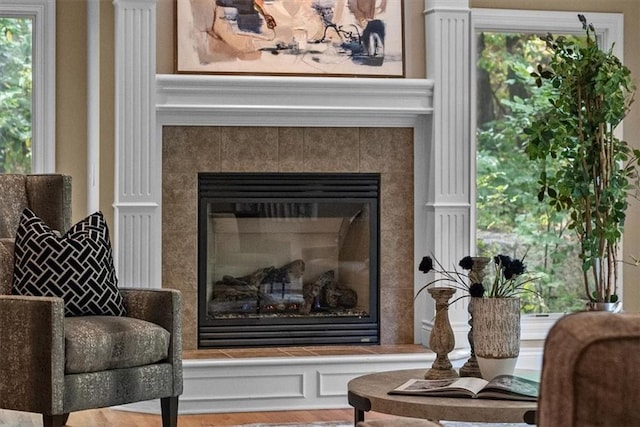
[113,0,158,287]
[421,0,472,348]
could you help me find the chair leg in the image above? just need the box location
[161,396,179,427]
[42,413,70,427]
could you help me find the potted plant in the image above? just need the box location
[524,14,638,309]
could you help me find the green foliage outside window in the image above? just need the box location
[475,32,585,314]
[0,17,32,173]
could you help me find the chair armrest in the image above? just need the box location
[119,288,183,395]
[119,288,182,341]
[0,295,65,414]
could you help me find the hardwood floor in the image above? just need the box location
[0,408,394,426]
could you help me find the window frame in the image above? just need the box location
[470,9,624,340]
[0,0,55,173]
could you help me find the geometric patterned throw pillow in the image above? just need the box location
[12,208,126,317]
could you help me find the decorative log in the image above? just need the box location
[211,267,267,301]
[323,283,358,308]
[211,260,306,302]
[211,261,359,316]
[300,270,334,314]
[261,259,305,285]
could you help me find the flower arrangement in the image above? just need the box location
[416,254,537,301]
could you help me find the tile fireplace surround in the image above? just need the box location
[162,125,415,350]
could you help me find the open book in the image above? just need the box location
[389,375,539,402]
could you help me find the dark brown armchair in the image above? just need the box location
[0,174,183,427]
[538,311,640,427]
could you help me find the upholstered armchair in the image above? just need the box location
[538,311,640,427]
[0,174,183,427]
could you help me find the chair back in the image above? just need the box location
[0,174,71,294]
[538,311,640,426]
[0,174,72,238]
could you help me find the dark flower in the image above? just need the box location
[494,255,512,279]
[469,282,485,297]
[416,251,538,301]
[494,254,512,268]
[458,256,474,270]
[419,256,433,274]
[505,258,526,279]
[415,254,471,299]
[578,13,587,29]
[494,254,526,280]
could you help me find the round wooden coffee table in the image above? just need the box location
[347,369,537,425]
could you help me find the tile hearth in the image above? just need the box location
[183,344,432,360]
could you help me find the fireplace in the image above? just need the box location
[197,172,380,348]
[160,123,419,350]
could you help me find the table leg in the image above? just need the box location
[348,391,370,426]
[353,408,364,425]
[523,410,537,425]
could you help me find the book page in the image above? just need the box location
[391,377,489,396]
[478,375,539,400]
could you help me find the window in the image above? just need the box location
[0,16,32,172]
[471,9,624,339]
[0,0,55,173]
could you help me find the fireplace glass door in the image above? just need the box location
[198,173,379,348]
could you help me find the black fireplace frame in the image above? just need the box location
[197,172,380,348]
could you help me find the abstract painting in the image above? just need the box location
[176,0,404,77]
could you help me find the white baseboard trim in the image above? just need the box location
[118,350,469,414]
[117,345,543,415]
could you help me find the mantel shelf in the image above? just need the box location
[156,74,434,127]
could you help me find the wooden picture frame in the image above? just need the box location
[175,0,405,77]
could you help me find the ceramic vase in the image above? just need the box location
[586,301,622,312]
[472,297,520,380]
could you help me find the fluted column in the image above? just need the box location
[420,0,472,348]
[113,0,159,288]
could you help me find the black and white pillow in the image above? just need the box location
[12,208,126,317]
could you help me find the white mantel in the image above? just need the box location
[144,70,478,347]
[156,74,433,126]
[155,74,445,345]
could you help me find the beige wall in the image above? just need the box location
[56,0,640,311]
[56,0,87,221]
[56,0,115,227]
